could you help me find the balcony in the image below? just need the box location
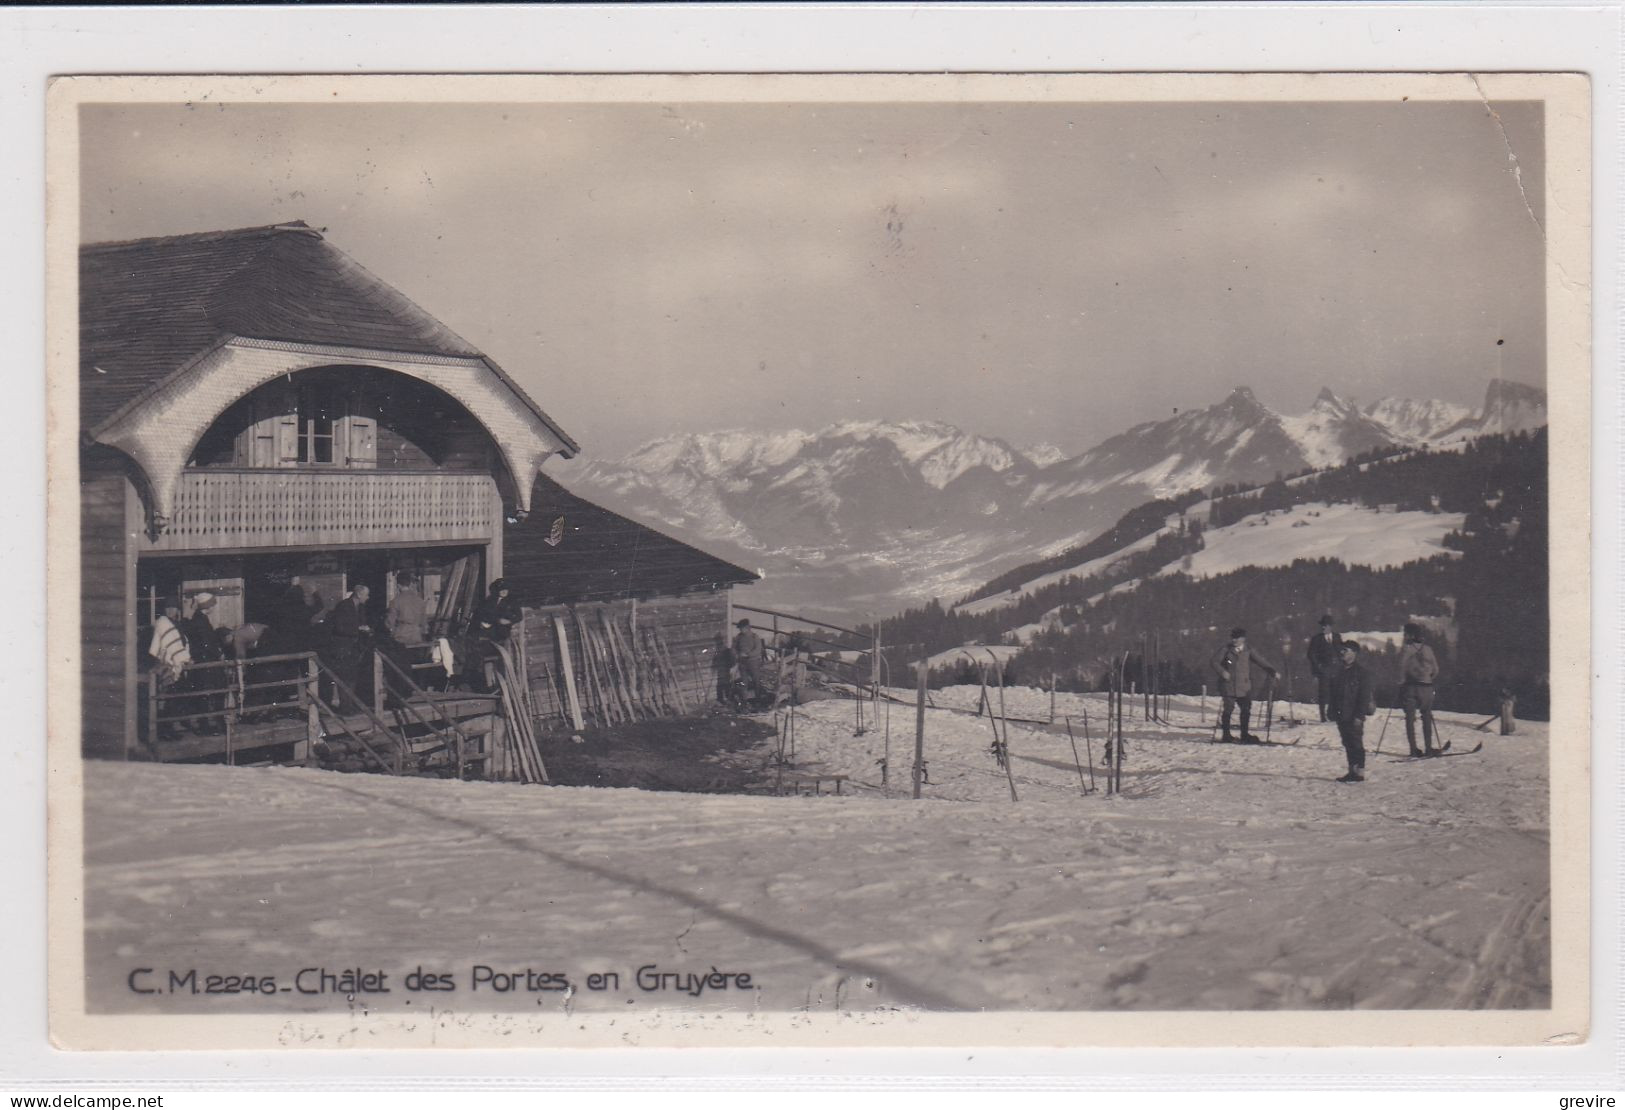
[143,469,501,552]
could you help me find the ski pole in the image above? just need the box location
[1081,710,1096,791]
[1265,676,1275,744]
[1374,702,1396,755]
[1064,715,1088,795]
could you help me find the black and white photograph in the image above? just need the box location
[46,72,1590,1050]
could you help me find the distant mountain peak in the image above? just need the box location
[1211,385,1273,424]
[1023,442,1067,468]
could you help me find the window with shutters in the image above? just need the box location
[216,373,404,472]
[295,382,340,465]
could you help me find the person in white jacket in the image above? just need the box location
[148,598,191,738]
[148,598,191,686]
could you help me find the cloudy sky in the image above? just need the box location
[79,94,1545,459]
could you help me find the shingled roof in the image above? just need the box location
[79,221,577,452]
[503,472,758,605]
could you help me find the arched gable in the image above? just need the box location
[89,337,572,527]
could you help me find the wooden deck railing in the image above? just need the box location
[141,648,495,777]
[145,469,500,551]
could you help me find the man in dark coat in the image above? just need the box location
[465,578,522,693]
[324,584,373,710]
[1305,614,1344,722]
[1398,621,1441,756]
[1328,641,1375,782]
[472,578,521,645]
[179,592,226,733]
[1211,627,1278,743]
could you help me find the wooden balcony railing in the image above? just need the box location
[144,469,501,551]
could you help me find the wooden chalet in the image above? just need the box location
[79,220,758,777]
[79,220,585,769]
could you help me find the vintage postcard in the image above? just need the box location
[45,72,1591,1051]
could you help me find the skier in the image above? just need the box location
[1398,621,1441,756]
[1211,627,1279,743]
[1328,641,1375,782]
[1305,614,1343,722]
[733,618,766,701]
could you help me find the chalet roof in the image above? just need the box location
[503,473,758,605]
[79,221,578,453]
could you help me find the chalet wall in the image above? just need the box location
[81,456,138,759]
[518,592,732,730]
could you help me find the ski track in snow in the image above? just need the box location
[84,687,1548,1016]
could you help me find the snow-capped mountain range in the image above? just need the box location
[552,379,1546,618]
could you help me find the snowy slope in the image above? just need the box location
[957,501,1462,624]
[82,700,1549,1017]
[955,530,1165,616]
[1166,503,1465,579]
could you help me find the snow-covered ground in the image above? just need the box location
[1169,502,1464,579]
[83,687,1548,1016]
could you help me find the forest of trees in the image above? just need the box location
[866,431,1549,718]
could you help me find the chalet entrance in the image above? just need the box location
[135,545,489,655]
[133,543,495,769]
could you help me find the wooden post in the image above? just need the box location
[1116,666,1124,794]
[1105,673,1115,797]
[1200,683,1207,723]
[871,623,882,705]
[913,659,927,799]
[372,650,385,717]
[224,691,235,767]
[1049,672,1056,723]
[304,656,320,767]
[1147,636,1155,722]
[146,671,160,757]
[1116,656,1127,794]
[1283,652,1294,725]
[1142,635,1150,720]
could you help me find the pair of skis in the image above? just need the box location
[1386,740,1484,763]
[1212,734,1300,747]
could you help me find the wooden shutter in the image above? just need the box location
[275,413,300,466]
[344,415,378,468]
